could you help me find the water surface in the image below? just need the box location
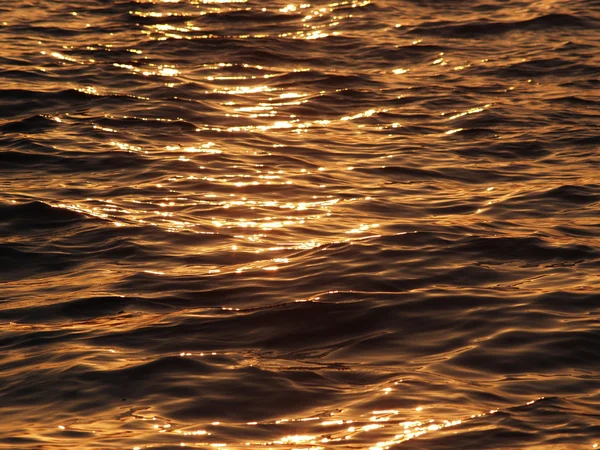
[1,0,599,449]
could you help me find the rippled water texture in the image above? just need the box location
[1,0,599,448]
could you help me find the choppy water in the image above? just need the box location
[1,0,599,448]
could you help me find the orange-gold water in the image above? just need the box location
[0,0,599,449]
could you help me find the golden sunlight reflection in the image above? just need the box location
[3,0,598,448]
[134,0,373,43]
[443,104,492,121]
[121,387,547,450]
[113,62,180,77]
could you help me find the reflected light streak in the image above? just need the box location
[113,62,180,77]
